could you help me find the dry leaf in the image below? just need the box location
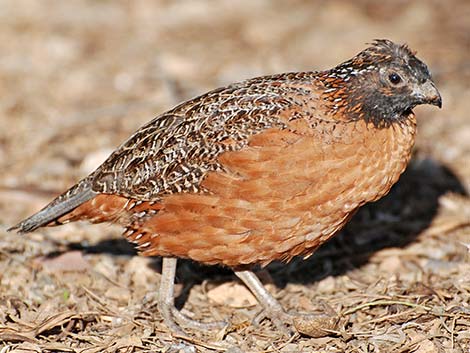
[293,314,338,338]
[408,332,438,353]
[207,282,257,308]
[7,342,42,352]
[105,286,131,303]
[379,255,403,273]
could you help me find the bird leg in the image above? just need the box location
[234,270,293,334]
[158,257,227,334]
[235,270,339,337]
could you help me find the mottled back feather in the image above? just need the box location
[91,73,319,200]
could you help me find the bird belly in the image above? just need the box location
[134,121,415,267]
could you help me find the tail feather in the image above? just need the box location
[8,179,97,234]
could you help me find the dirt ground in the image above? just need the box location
[1,0,470,352]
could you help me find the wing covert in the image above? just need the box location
[91,74,318,200]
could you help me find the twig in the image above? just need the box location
[343,300,432,315]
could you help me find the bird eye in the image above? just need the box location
[388,72,402,85]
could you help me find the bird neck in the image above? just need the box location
[315,70,412,129]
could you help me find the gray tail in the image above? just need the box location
[8,179,97,234]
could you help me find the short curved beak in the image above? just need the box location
[416,80,442,108]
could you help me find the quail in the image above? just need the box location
[10,40,442,335]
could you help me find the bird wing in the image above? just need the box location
[91,74,317,200]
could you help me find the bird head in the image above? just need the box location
[321,39,442,127]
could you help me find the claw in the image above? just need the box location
[234,270,339,337]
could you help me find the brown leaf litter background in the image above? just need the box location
[0,0,469,352]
